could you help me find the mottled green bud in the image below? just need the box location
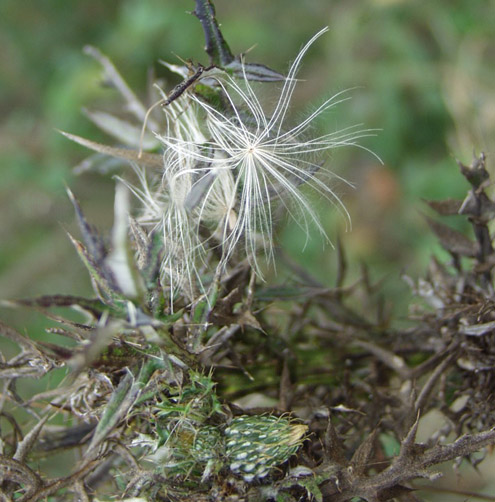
[225,415,307,482]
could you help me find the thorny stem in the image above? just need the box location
[321,428,495,501]
[459,153,494,285]
[193,0,234,66]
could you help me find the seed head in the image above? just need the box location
[155,27,377,278]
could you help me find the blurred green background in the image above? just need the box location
[0,1,494,497]
[2,0,494,299]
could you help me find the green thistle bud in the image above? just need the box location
[154,423,223,480]
[224,415,307,482]
[191,425,223,462]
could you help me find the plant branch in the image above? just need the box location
[193,0,234,66]
[321,426,495,501]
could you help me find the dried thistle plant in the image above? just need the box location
[64,26,370,304]
[2,1,495,502]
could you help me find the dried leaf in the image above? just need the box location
[459,190,495,220]
[460,321,495,336]
[354,340,408,378]
[129,217,151,270]
[0,356,51,380]
[323,419,347,466]
[425,216,478,257]
[105,182,140,298]
[83,45,151,124]
[457,152,488,189]
[66,187,108,264]
[423,198,462,216]
[60,131,163,169]
[83,109,158,150]
[37,423,95,452]
[68,321,123,373]
[350,428,378,476]
[67,233,122,302]
[7,295,108,318]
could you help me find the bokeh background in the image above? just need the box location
[1,1,494,499]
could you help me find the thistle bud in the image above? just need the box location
[225,415,307,482]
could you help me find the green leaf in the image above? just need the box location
[86,358,168,456]
[379,433,401,458]
[86,369,135,456]
[225,60,284,82]
[297,477,323,502]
